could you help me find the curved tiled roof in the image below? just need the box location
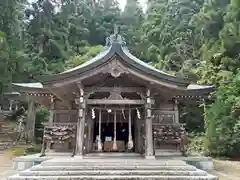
[36,42,190,88]
[12,82,43,89]
[11,33,214,97]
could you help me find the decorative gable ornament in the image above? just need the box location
[102,58,129,78]
[105,25,126,48]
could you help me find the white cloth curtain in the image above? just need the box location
[97,110,102,151]
[113,110,117,150]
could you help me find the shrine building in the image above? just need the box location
[12,31,214,159]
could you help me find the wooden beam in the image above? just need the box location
[85,87,145,94]
[153,110,176,114]
[53,110,78,114]
[86,99,145,105]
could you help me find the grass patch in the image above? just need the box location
[6,146,27,157]
[6,144,42,157]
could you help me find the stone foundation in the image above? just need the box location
[12,154,50,171]
[183,156,214,170]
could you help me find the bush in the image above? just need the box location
[186,134,209,156]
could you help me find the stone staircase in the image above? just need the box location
[8,157,218,180]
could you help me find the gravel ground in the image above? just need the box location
[208,159,240,180]
[0,152,17,180]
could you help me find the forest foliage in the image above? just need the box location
[0,0,239,157]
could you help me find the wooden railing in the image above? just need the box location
[42,122,77,127]
[152,123,187,154]
[42,123,77,143]
[40,123,77,156]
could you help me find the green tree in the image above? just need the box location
[65,45,104,69]
[205,72,240,157]
[87,0,121,45]
[192,0,237,85]
[143,0,204,77]
[193,0,240,157]
[25,0,70,75]
[0,0,27,90]
[120,0,144,57]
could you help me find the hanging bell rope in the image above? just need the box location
[121,108,126,126]
[121,109,126,120]
[97,110,102,151]
[112,110,117,150]
[128,109,133,150]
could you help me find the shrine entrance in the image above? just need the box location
[89,106,141,153]
[83,85,146,155]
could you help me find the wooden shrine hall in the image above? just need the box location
[12,30,214,159]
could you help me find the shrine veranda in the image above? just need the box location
[12,31,214,159]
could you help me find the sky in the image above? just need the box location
[118,0,147,10]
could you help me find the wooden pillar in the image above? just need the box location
[136,118,141,153]
[86,114,94,153]
[145,88,155,159]
[46,96,55,152]
[75,83,86,158]
[174,99,179,123]
[26,99,36,143]
[89,117,94,152]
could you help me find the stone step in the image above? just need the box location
[41,159,187,167]
[31,165,197,171]
[42,162,188,167]
[19,170,208,176]
[84,154,142,159]
[8,175,218,180]
[42,158,186,162]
